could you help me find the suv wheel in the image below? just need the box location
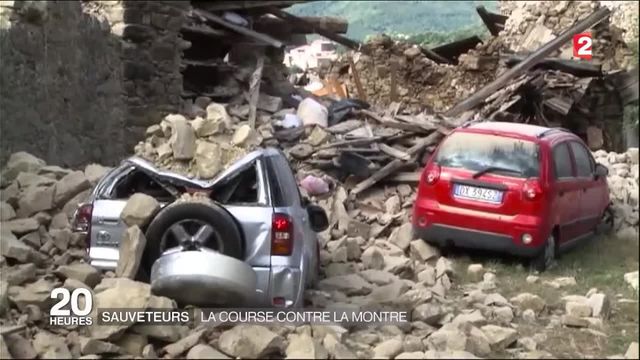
[530,234,556,272]
[137,200,244,281]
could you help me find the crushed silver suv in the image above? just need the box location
[72,148,329,308]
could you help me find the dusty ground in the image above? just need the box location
[451,234,639,358]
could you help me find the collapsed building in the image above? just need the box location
[0,0,345,167]
[334,0,639,152]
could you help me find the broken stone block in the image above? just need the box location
[8,278,55,311]
[290,143,314,159]
[53,171,91,206]
[467,264,484,280]
[217,325,285,359]
[49,228,72,251]
[162,329,205,357]
[1,230,37,263]
[409,240,440,262]
[16,172,56,188]
[194,141,223,179]
[79,337,122,355]
[562,314,589,328]
[480,325,517,351]
[367,279,409,305]
[232,125,261,148]
[286,333,328,359]
[307,126,330,147]
[55,263,101,288]
[347,220,370,238]
[115,333,148,357]
[322,334,356,359]
[318,274,373,296]
[357,269,398,286]
[89,279,151,340]
[413,303,445,326]
[587,293,610,319]
[6,263,37,285]
[120,193,160,227]
[388,223,413,251]
[373,338,403,359]
[186,344,229,359]
[0,201,16,221]
[115,226,147,279]
[510,293,546,313]
[33,331,72,359]
[3,217,40,235]
[206,103,231,126]
[84,164,111,186]
[2,151,46,184]
[169,118,197,160]
[5,333,38,359]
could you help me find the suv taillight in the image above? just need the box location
[523,178,542,200]
[424,164,441,185]
[73,203,93,249]
[271,213,293,256]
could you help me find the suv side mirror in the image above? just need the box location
[307,205,329,232]
[595,163,608,178]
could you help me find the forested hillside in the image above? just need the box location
[289,0,498,46]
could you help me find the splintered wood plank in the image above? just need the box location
[248,51,265,129]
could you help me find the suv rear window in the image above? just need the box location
[434,132,540,178]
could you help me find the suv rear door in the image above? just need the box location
[568,141,604,234]
[550,142,582,244]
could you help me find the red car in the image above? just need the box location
[413,122,611,271]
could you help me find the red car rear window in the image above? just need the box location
[434,132,540,178]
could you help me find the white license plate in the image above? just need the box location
[453,184,503,204]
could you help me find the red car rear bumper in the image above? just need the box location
[412,198,549,258]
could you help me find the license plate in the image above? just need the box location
[453,184,503,204]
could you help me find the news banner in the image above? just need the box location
[49,288,410,327]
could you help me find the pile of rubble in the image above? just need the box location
[337,35,495,112]
[133,100,265,179]
[496,1,633,71]
[594,148,640,239]
[2,129,639,359]
[332,0,637,151]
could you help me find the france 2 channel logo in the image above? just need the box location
[573,32,592,60]
[49,288,94,326]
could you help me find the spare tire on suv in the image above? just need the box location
[137,197,257,306]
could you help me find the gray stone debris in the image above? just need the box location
[115,226,147,279]
[54,263,101,288]
[187,344,230,359]
[285,333,328,359]
[53,171,90,206]
[33,331,72,359]
[120,193,161,227]
[217,325,285,358]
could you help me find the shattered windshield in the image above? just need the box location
[434,132,540,178]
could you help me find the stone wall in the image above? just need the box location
[0,0,188,168]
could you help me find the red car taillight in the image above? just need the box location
[523,178,542,200]
[424,164,441,185]
[74,203,93,249]
[271,213,293,256]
